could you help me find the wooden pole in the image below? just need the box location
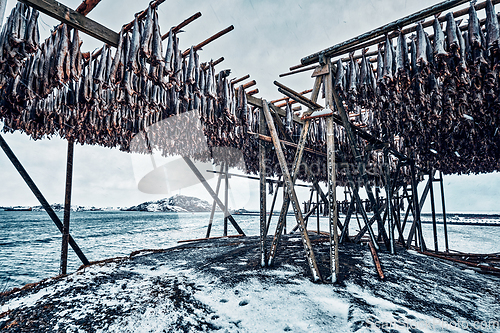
[183,157,245,236]
[0,135,89,266]
[60,140,74,274]
[161,12,202,40]
[206,163,224,238]
[261,100,322,282]
[300,0,471,66]
[223,163,229,237]
[267,120,310,266]
[384,150,395,254]
[266,178,281,236]
[267,76,322,267]
[429,170,438,253]
[325,59,340,283]
[439,171,449,252]
[259,107,267,267]
[182,25,234,56]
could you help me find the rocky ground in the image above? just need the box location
[1,234,499,332]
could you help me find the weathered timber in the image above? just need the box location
[270,89,312,104]
[75,0,102,16]
[429,170,438,253]
[121,0,166,32]
[325,60,340,283]
[60,140,74,275]
[0,134,89,266]
[267,119,312,267]
[279,65,318,77]
[247,131,327,158]
[259,107,267,267]
[262,100,322,282]
[230,74,250,85]
[439,171,449,252]
[161,12,202,40]
[301,0,471,65]
[369,241,385,280]
[266,178,281,236]
[267,76,322,267]
[182,25,234,56]
[223,164,229,237]
[19,0,119,47]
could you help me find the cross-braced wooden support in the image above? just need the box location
[261,100,322,282]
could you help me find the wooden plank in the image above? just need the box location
[301,0,470,65]
[19,0,119,47]
[183,157,245,236]
[262,100,322,282]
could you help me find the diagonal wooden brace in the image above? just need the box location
[261,101,322,282]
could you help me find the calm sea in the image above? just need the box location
[1,211,499,291]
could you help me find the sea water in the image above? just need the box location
[1,211,499,291]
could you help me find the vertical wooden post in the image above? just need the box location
[60,140,74,275]
[325,59,340,283]
[262,100,322,282]
[223,163,229,237]
[259,107,267,267]
[410,162,425,251]
[429,169,438,253]
[266,178,280,236]
[439,171,449,252]
[384,150,395,254]
[206,163,224,238]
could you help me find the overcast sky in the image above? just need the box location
[0,0,499,213]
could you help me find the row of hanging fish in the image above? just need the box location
[328,0,500,175]
[0,3,259,166]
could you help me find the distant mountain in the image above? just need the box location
[123,195,214,213]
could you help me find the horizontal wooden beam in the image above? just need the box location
[19,0,119,47]
[248,131,327,158]
[301,0,470,65]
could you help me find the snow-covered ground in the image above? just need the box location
[1,235,499,332]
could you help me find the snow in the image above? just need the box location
[1,235,499,332]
